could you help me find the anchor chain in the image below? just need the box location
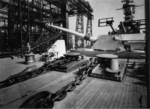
[19,64,92,109]
[19,91,51,108]
[52,86,68,101]
[65,81,76,92]
[0,56,88,89]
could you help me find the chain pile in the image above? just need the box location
[0,56,88,89]
[19,62,94,108]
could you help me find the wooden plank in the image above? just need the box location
[81,80,105,108]
[109,84,121,108]
[141,77,147,108]
[103,82,119,108]
[83,80,105,109]
[124,85,130,108]
[123,83,130,108]
[132,76,140,108]
[123,62,136,109]
[135,75,143,108]
[141,81,147,108]
[122,68,132,108]
[142,87,147,108]
[114,84,126,108]
[126,70,133,109]
[88,80,110,109]
[101,81,120,109]
[132,71,144,108]
[118,83,126,108]
[136,82,144,108]
[134,72,147,108]
[142,84,147,104]
[108,82,122,108]
[94,81,114,108]
[57,78,93,109]
[116,83,126,108]
[135,78,140,108]
[98,81,116,108]
[65,79,97,108]
[128,71,135,108]
[73,80,100,108]
[128,88,133,108]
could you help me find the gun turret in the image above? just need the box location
[47,23,97,42]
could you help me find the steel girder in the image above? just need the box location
[0,0,93,55]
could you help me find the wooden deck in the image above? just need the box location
[0,56,147,108]
[60,75,147,108]
[54,61,147,109]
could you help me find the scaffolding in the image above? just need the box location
[0,0,93,57]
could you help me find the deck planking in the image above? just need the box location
[108,82,123,108]
[90,80,110,108]
[63,69,147,109]
[0,57,147,108]
[103,82,118,108]
[128,79,134,108]
[79,80,105,108]
[113,82,125,108]
[118,82,127,108]
[73,81,100,108]
[65,79,97,108]
[137,78,147,108]
[97,80,115,108]
[134,76,140,108]
[83,80,105,109]
[88,80,108,109]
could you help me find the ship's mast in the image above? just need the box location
[98,0,145,34]
[117,0,144,34]
[122,0,135,22]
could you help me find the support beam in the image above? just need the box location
[75,14,84,49]
[145,0,150,107]
[19,0,23,56]
[86,18,92,47]
[0,0,93,55]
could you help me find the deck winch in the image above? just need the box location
[90,54,126,81]
[25,53,36,64]
[97,54,119,71]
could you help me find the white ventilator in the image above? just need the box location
[48,40,66,58]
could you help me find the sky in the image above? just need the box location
[69,0,145,38]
